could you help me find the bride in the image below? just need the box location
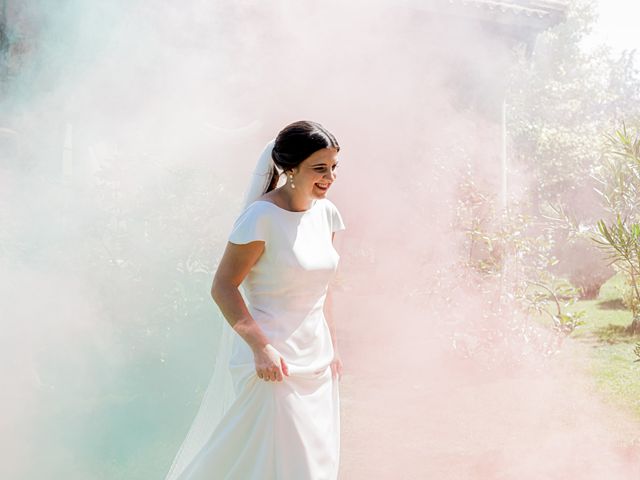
[165,120,346,480]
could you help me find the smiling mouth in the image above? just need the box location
[315,183,330,190]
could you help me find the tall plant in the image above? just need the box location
[592,126,640,334]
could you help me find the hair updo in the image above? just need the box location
[265,120,340,193]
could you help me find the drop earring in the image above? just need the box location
[288,172,296,189]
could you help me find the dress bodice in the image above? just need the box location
[227,198,346,370]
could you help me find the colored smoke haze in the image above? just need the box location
[1,1,639,479]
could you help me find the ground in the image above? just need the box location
[335,277,640,479]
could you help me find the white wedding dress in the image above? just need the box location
[176,197,345,480]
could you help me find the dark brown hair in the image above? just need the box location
[265,120,340,193]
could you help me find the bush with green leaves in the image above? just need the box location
[454,165,584,351]
[507,1,640,302]
[591,126,640,334]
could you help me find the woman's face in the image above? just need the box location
[290,147,339,199]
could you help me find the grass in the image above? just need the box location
[561,272,640,420]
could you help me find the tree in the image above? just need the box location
[592,126,640,334]
[509,1,640,205]
[506,0,640,298]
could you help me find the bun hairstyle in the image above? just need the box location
[265,120,340,193]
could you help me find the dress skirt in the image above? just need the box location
[176,360,340,480]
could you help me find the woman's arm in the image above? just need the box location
[211,241,270,353]
[211,241,288,382]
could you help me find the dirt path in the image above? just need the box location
[335,299,640,479]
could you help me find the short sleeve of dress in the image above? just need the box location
[228,202,269,244]
[329,201,346,233]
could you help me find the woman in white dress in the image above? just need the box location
[166,120,346,480]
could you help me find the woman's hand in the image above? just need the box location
[254,344,289,382]
[330,350,343,381]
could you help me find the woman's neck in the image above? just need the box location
[270,187,314,212]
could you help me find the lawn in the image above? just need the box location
[563,273,640,420]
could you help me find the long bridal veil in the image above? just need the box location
[164,139,278,480]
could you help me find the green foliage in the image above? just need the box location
[543,123,640,337]
[506,0,640,312]
[595,218,640,265]
[455,165,584,352]
[507,1,640,209]
[594,125,640,218]
[593,218,640,319]
[591,126,640,333]
[524,279,585,335]
[456,164,558,280]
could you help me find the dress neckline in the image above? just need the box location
[254,199,319,214]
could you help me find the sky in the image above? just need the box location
[587,0,640,54]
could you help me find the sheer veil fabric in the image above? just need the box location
[164,139,279,480]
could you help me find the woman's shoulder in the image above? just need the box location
[242,199,270,211]
[238,198,276,215]
[231,200,276,230]
[228,201,272,245]
[317,197,341,214]
[319,198,346,232]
